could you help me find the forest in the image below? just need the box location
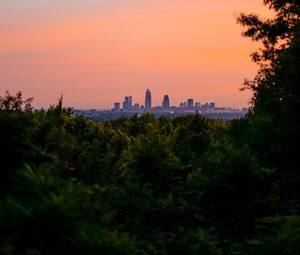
[0,1,299,254]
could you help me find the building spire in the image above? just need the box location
[145,88,151,112]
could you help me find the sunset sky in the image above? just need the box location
[0,0,272,108]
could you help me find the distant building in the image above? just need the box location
[123,96,132,111]
[187,98,194,108]
[132,103,140,111]
[201,103,210,112]
[162,95,170,109]
[145,88,152,112]
[209,102,216,109]
[113,102,120,112]
[195,102,201,108]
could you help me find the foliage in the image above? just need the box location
[0,91,33,112]
[0,90,298,254]
[237,0,300,65]
[0,165,135,255]
[237,0,300,209]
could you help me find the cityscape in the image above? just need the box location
[73,88,249,120]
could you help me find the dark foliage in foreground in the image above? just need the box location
[0,91,298,254]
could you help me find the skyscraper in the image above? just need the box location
[145,88,151,112]
[123,96,132,111]
[209,102,216,109]
[162,95,170,109]
[187,98,194,109]
[113,102,120,112]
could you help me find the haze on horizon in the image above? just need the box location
[0,0,272,108]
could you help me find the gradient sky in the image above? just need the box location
[0,0,272,108]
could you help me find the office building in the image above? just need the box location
[195,102,201,108]
[145,88,151,112]
[113,102,120,112]
[179,102,186,107]
[132,103,140,111]
[162,95,170,109]
[123,96,132,111]
[187,98,194,108]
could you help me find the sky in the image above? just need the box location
[0,0,272,108]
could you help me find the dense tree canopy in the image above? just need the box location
[0,89,298,254]
[237,0,300,205]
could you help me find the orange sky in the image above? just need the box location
[0,0,272,108]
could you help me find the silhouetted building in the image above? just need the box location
[162,95,170,109]
[179,102,186,107]
[201,103,210,112]
[187,98,194,108]
[145,88,151,112]
[209,102,216,109]
[123,96,132,111]
[132,103,140,111]
[195,102,201,108]
[113,102,120,112]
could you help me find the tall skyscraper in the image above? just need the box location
[162,95,170,109]
[123,96,132,111]
[187,98,194,109]
[145,88,151,112]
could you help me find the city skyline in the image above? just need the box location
[76,87,247,121]
[0,1,273,108]
[77,88,249,110]
[111,88,246,112]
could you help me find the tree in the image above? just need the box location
[237,0,300,65]
[0,91,33,112]
[237,0,300,113]
[0,92,39,196]
[0,165,135,255]
[237,1,300,204]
